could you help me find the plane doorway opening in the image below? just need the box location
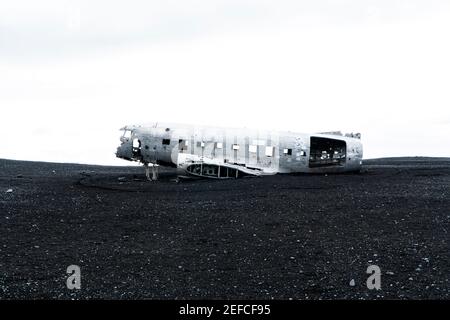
[309,137,346,168]
[132,138,142,158]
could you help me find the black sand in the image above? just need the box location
[0,157,449,299]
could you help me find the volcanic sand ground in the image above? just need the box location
[0,157,449,299]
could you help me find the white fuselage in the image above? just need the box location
[116,122,363,177]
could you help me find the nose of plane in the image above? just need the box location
[116,144,124,158]
[116,142,132,160]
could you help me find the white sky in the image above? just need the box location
[1,0,449,165]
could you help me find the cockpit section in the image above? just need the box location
[120,128,132,143]
[116,125,174,166]
[116,127,136,161]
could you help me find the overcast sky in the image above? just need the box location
[1,0,449,165]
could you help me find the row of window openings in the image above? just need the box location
[139,138,306,157]
[176,139,305,157]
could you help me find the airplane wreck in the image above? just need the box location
[116,122,363,180]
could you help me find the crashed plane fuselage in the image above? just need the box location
[116,122,363,179]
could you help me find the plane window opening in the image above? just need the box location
[265,146,274,157]
[162,139,171,145]
[215,142,223,149]
[309,137,346,168]
[132,138,142,158]
[232,144,240,150]
[123,130,132,139]
[179,139,189,152]
[283,148,292,155]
